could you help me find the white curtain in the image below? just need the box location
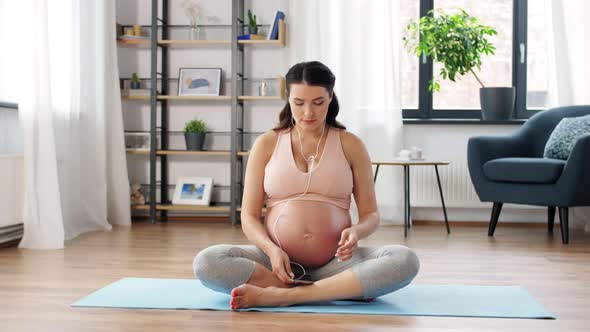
[545,0,590,232]
[286,0,405,225]
[0,0,131,249]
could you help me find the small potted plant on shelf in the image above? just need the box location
[247,9,258,35]
[130,73,141,89]
[184,118,207,151]
[403,9,513,120]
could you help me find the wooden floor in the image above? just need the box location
[1,220,590,332]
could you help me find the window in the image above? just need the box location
[402,0,544,120]
[400,0,420,109]
[526,1,549,110]
[433,0,512,111]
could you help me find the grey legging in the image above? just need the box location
[193,244,420,299]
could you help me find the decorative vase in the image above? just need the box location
[185,132,205,151]
[479,87,516,121]
[130,81,141,89]
[258,81,269,96]
[188,25,207,40]
[248,26,258,35]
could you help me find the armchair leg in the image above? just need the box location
[558,207,569,244]
[548,206,556,233]
[488,202,503,236]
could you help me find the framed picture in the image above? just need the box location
[178,68,222,96]
[172,177,213,206]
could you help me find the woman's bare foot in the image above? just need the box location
[230,284,294,309]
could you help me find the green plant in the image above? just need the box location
[403,8,497,92]
[247,9,257,30]
[131,72,140,84]
[184,118,206,133]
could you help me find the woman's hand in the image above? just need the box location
[268,246,295,284]
[335,227,359,262]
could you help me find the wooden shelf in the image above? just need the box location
[159,40,230,47]
[126,149,150,154]
[238,96,284,101]
[122,95,150,100]
[157,95,231,101]
[117,40,151,48]
[126,149,239,156]
[122,95,231,101]
[133,204,230,212]
[158,150,230,156]
[117,22,286,49]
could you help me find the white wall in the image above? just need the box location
[404,124,545,223]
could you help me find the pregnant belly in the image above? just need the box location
[265,200,352,268]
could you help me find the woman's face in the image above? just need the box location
[288,83,332,132]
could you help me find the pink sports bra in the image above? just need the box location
[263,126,354,210]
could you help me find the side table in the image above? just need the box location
[372,160,451,237]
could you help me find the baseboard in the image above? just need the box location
[413,220,553,228]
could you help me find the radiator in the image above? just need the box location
[409,161,486,208]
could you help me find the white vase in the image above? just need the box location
[188,25,206,40]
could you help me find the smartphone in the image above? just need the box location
[291,279,314,285]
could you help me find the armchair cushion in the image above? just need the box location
[543,114,590,160]
[483,157,566,184]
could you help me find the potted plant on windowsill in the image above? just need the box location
[403,9,514,120]
[184,118,206,151]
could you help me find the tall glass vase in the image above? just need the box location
[188,25,206,40]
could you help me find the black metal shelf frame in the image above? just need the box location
[145,0,247,225]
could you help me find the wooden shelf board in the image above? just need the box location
[126,149,149,154]
[122,95,150,100]
[159,40,231,47]
[132,204,230,212]
[127,150,250,156]
[158,150,230,156]
[117,40,151,48]
[157,95,231,101]
[118,22,286,48]
[238,96,284,101]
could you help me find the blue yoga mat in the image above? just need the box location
[71,277,554,319]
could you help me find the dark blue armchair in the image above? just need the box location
[468,105,590,244]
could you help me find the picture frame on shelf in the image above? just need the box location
[178,68,222,96]
[172,177,213,206]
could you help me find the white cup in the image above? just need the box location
[410,147,423,159]
[398,149,411,160]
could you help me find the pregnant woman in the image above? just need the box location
[193,61,420,310]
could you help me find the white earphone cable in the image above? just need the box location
[271,117,325,278]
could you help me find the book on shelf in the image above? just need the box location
[267,10,285,40]
[237,34,266,40]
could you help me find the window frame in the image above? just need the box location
[402,0,539,121]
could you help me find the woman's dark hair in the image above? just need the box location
[272,61,346,132]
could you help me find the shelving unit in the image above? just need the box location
[120,0,286,225]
